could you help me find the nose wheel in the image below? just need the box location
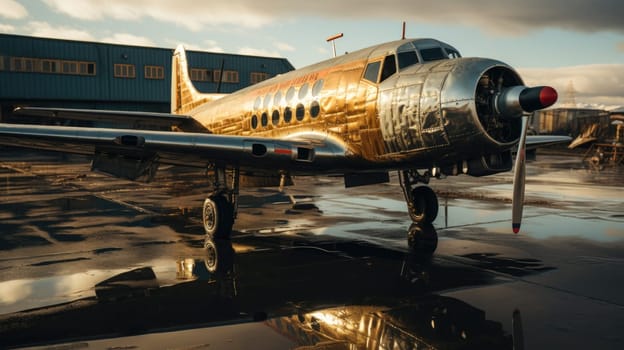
[399,169,439,224]
[408,186,439,224]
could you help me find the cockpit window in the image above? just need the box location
[420,47,446,62]
[363,61,381,83]
[380,54,396,82]
[445,49,461,59]
[398,51,419,70]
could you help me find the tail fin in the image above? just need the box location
[171,45,226,114]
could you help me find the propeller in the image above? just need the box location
[512,114,528,233]
[494,86,558,233]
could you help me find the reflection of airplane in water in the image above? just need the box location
[0,229,543,348]
[0,38,568,237]
[266,298,510,350]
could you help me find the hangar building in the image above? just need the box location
[0,34,295,121]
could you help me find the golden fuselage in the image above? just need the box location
[190,55,383,161]
[173,39,523,174]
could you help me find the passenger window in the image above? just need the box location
[298,83,309,100]
[261,112,268,127]
[310,101,320,118]
[363,61,381,83]
[398,51,419,70]
[284,107,292,123]
[380,55,396,82]
[253,97,262,110]
[272,110,280,126]
[312,79,324,97]
[286,86,296,101]
[296,103,305,121]
[273,91,282,105]
[263,94,272,108]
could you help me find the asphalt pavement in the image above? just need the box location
[0,149,622,349]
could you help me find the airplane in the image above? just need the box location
[0,37,566,239]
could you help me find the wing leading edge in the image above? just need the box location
[13,107,209,133]
[0,123,348,177]
[525,135,572,150]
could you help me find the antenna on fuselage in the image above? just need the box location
[401,21,406,39]
[326,33,344,58]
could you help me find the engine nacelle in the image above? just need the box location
[377,57,556,175]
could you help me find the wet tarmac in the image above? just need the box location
[0,149,622,349]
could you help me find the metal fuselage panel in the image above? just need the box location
[184,39,522,174]
[377,57,523,169]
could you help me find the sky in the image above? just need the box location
[1,0,623,109]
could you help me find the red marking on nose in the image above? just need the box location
[539,86,558,108]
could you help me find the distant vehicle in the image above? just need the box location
[574,114,624,170]
[0,38,566,237]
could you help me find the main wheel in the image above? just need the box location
[408,186,439,224]
[203,236,235,275]
[203,195,234,239]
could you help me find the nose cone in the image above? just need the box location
[519,86,558,112]
[539,86,558,107]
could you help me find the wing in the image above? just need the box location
[13,107,209,133]
[525,135,571,150]
[0,123,346,181]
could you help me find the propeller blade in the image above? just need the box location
[512,114,528,233]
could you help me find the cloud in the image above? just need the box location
[0,23,16,33]
[25,21,95,41]
[166,40,225,53]
[101,33,155,47]
[42,0,272,31]
[519,64,624,107]
[42,0,140,21]
[40,0,624,34]
[275,42,295,52]
[0,0,28,19]
[202,40,225,53]
[238,47,282,58]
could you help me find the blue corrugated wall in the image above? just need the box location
[0,34,294,112]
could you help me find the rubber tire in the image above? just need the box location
[407,223,438,255]
[408,186,439,224]
[204,238,218,273]
[203,195,234,239]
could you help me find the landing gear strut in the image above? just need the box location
[399,169,439,224]
[202,166,239,239]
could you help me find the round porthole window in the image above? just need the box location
[310,101,320,118]
[253,97,262,110]
[296,103,305,121]
[298,83,309,100]
[312,79,324,97]
[251,115,258,129]
[284,107,292,123]
[263,94,272,109]
[273,91,282,106]
[286,86,296,102]
[272,110,280,126]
